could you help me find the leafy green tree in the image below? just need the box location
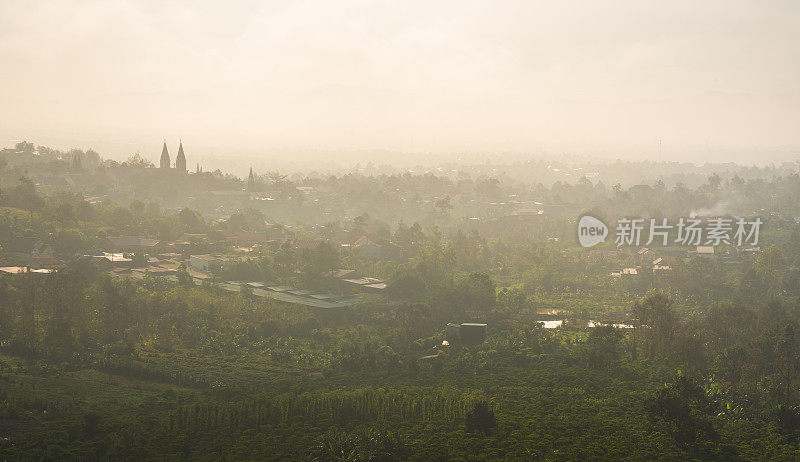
[176,263,194,287]
[75,201,96,222]
[130,200,145,217]
[396,302,431,343]
[465,400,497,434]
[387,269,426,300]
[457,272,496,313]
[178,208,207,233]
[584,325,623,369]
[776,323,799,403]
[434,195,453,215]
[54,202,75,223]
[634,294,679,360]
[301,242,340,288]
[53,229,88,257]
[273,242,297,280]
[496,287,526,312]
[71,151,83,171]
[646,375,718,448]
[7,177,44,210]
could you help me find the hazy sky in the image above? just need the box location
[1,0,799,162]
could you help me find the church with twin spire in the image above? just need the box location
[159,140,187,172]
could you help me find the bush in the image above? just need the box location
[465,400,496,434]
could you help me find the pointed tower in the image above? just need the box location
[247,167,255,191]
[159,141,170,169]
[176,140,187,173]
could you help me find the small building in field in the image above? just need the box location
[695,246,715,257]
[189,254,222,272]
[340,277,386,293]
[85,252,133,268]
[637,247,654,264]
[741,247,761,256]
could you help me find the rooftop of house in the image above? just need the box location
[510,208,544,216]
[342,277,384,285]
[190,254,220,261]
[92,252,132,262]
[333,268,359,279]
[144,266,177,274]
[181,233,207,239]
[629,184,654,193]
[108,236,160,247]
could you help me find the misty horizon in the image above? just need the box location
[2,137,798,174]
[2,1,799,164]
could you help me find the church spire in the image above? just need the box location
[247,167,255,191]
[176,139,187,172]
[159,140,170,169]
